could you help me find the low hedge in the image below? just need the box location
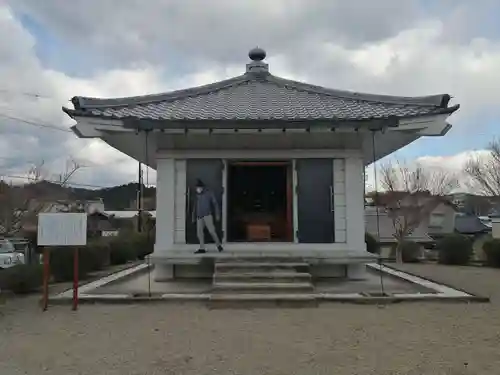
[483,238,500,268]
[0,264,44,294]
[105,231,154,264]
[46,231,154,282]
[365,233,380,254]
[437,234,473,265]
[107,235,137,265]
[131,231,154,260]
[49,247,95,282]
[86,239,111,271]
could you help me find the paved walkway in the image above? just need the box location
[1,264,499,375]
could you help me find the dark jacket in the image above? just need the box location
[192,189,220,220]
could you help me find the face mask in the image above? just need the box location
[196,187,203,193]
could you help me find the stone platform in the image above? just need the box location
[50,261,488,307]
[152,251,375,281]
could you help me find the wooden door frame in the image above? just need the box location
[226,160,294,242]
[228,161,290,167]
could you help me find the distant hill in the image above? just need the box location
[3,181,156,211]
[70,183,156,210]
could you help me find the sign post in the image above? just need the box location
[41,247,50,311]
[37,213,87,311]
[72,247,79,311]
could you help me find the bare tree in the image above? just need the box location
[464,140,500,197]
[378,160,458,263]
[0,159,81,236]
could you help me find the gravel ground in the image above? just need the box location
[1,264,500,375]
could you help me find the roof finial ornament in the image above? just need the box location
[246,47,269,74]
[249,47,266,61]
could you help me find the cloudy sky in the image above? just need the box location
[0,0,499,190]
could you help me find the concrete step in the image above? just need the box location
[215,262,309,273]
[208,293,318,309]
[213,281,313,293]
[215,257,306,263]
[214,271,312,283]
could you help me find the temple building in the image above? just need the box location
[63,48,459,281]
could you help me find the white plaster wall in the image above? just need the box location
[173,160,187,243]
[154,150,366,254]
[154,158,176,255]
[345,156,366,252]
[492,219,500,239]
[333,159,347,243]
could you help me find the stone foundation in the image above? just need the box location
[154,263,368,281]
[346,264,367,280]
[174,264,214,279]
[309,264,346,278]
[153,264,173,281]
[153,263,214,281]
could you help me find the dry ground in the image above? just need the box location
[1,263,500,375]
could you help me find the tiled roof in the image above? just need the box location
[455,215,491,234]
[63,50,459,123]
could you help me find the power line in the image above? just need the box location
[0,113,72,133]
[371,129,385,296]
[0,88,59,99]
[2,173,155,190]
[1,174,112,189]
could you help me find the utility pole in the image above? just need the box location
[137,161,142,232]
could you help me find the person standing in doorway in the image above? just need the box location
[192,179,223,254]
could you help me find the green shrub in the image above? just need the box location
[49,247,94,282]
[86,240,111,271]
[0,264,44,294]
[483,238,500,268]
[437,234,473,265]
[390,241,422,263]
[131,231,155,260]
[365,233,380,254]
[107,235,137,265]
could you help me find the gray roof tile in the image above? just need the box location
[63,67,459,123]
[455,215,491,234]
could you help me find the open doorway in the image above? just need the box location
[227,161,293,242]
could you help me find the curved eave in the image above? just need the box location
[62,103,460,124]
[62,106,76,119]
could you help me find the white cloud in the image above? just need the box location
[364,150,493,194]
[0,1,499,193]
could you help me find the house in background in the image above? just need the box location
[28,198,106,215]
[18,198,107,233]
[365,206,434,258]
[488,212,500,248]
[65,47,459,282]
[367,193,493,261]
[103,210,156,233]
[454,214,492,260]
[367,193,458,241]
[449,192,495,216]
[423,199,458,240]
